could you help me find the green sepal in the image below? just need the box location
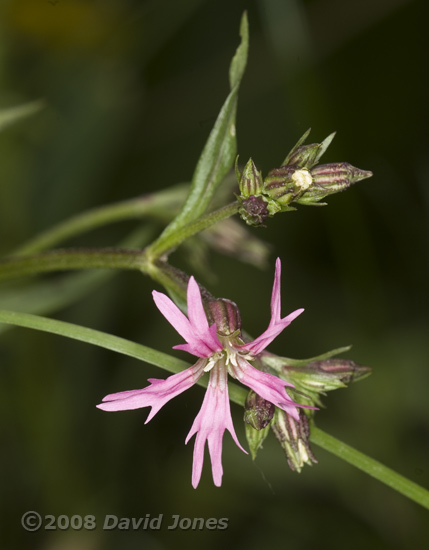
[261,346,371,408]
[271,408,317,472]
[245,422,271,460]
[237,157,264,198]
[281,128,311,166]
[262,345,352,369]
[281,130,336,169]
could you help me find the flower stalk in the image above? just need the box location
[0,202,241,284]
[0,248,148,282]
[13,184,189,256]
[144,201,240,262]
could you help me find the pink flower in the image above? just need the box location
[97,258,307,488]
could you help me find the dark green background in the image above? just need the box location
[0,0,428,548]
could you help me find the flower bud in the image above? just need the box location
[282,129,336,169]
[238,195,270,226]
[244,390,275,430]
[245,423,271,461]
[244,390,274,460]
[237,157,264,198]
[271,409,317,472]
[264,166,313,206]
[283,358,371,388]
[261,353,371,408]
[296,162,373,205]
[205,298,241,337]
[309,358,371,383]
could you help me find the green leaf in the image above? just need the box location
[229,12,249,89]
[0,309,190,374]
[149,13,249,255]
[0,100,45,132]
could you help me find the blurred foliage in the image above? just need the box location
[0,0,428,549]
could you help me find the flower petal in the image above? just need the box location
[243,308,304,356]
[186,277,224,352]
[97,360,205,422]
[152,279,221,358]
[240,258,304,355]
[270,257,282,322]
[185,365,247,488]
[232,357,316,421]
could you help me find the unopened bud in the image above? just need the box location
[237,157,264,198]
[282,129,336,169]
[286,359,371,407]
[244,390,274,460]
[283,358,371,388]
[271,409,317,472]
[244,390,275,430]
[297,162,373,204]
[307,358,371,384]
[206,298,241,336]
[264,166,313,206]
[238,195,270,226]
[261,353,371,408]
[245,423,271,461]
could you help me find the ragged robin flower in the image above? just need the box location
[97,259,313,488]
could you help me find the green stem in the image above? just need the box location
[145,201,240,261]
[14,184,189,256]
[0,202,240,283]
[310,426,429,510]
[0,248,148,281]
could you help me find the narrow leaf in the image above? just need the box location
[151,13,249,250]
[229,12,249,89]
[0,309,189,374]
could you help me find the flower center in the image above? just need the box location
[203,336,254,373]
[203,351,224,373]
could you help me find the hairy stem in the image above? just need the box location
[145,201,240,261]
[0,248,148,281]
[14,184,189,256]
